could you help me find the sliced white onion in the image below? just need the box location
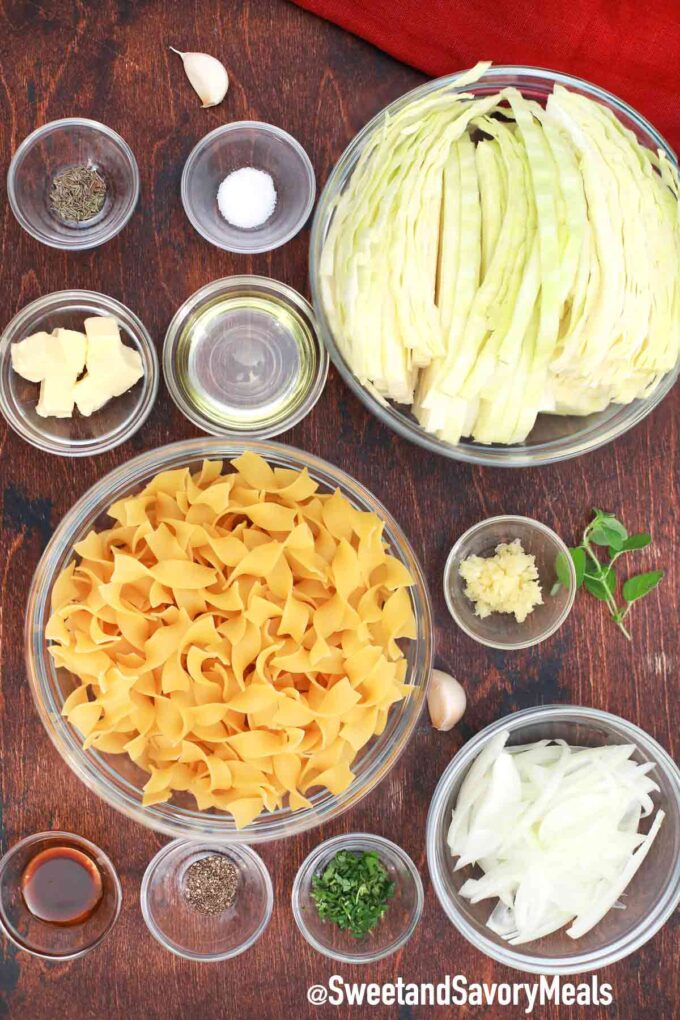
[447,730,665,944]
[566,810,665,939]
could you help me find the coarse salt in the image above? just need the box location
[217,167,277,229]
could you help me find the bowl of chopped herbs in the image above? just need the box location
[292,833,423,963]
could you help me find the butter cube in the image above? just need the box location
[13,327,86,418]
[107,344,144,398]
[74,316,144,416]
[71,374,109,417]
[83,315,120,347]
[37,373,76,418]
[11,331,58,382]
[52,328,88,376]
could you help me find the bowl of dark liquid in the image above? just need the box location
[0,831,121,958]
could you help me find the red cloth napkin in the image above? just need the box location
[293,0,680,148]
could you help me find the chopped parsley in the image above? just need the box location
[310,849,395,938]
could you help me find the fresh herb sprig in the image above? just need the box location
[552,509,663,640]
[310,849,395,938]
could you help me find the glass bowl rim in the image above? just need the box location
[7,116,140,251]
[25,437,433,843]
[162,274,329,438]
[181,120,316,253]
[425,704,680,975]
[0,829,123,960]
[443,514,577,650]
[0,288,159,456]
[139,838,274,961]
[309,64,679,468]
[291,831,424,963]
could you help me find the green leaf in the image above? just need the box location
[608,531,652,557]
[589,517,628,549]
[553,547,586,593]
[554,552,571,590]
[570,546,586,587]
[584,565,616,601]
[621,532,652,551]
[622,570,664,603]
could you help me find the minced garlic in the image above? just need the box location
[459,539,543,623]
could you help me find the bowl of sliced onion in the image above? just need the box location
[426,705,680,974]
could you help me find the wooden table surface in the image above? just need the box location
[0,2,677,1018]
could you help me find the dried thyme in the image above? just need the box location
[49,163,107,223]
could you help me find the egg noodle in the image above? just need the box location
[46,453,416,827]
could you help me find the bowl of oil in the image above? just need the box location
[163,276,328,439]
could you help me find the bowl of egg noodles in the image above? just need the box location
[26,439,433,842]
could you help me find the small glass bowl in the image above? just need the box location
[444,515,576,650]
[0,289,159,456]
[426,706,680,975]
[0,831,122,960]
[140,840,273,961]
[163,276,328,438]
[7,118,139,250]
[292,833,424,963]
[181,121,315,253]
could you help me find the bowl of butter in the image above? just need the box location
[0,290,158,456]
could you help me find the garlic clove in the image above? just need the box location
[170,47,229,108]
[427,669,466,732]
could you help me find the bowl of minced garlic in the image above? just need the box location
[444,515,577,650]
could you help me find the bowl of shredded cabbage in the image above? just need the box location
[310,64,679,466]
[426,705,680,973]
[26,438,433,843]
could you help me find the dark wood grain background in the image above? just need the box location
[0,2,677,1018]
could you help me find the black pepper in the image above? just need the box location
[183,854,239,916]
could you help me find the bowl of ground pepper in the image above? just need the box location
[140,840,273,961]
[7,118,139,250]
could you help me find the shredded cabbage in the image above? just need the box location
[321,63,680,445]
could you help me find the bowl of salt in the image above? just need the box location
[181,121,316,254]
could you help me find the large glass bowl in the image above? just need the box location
[426,706,680,974]
[310,66,679,467]
[25,439,433,843]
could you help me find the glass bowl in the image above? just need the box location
[444,515,576,650]
[309,65,679,467]
[7,118,139,250]
[0,831,122,960]
[25,438,433,842]
[292,833,424,963]
[182,122,315,253]
[163,276,328,438]
[426,705,680,975]
[0,290,159,456]
[140,840,273,961]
